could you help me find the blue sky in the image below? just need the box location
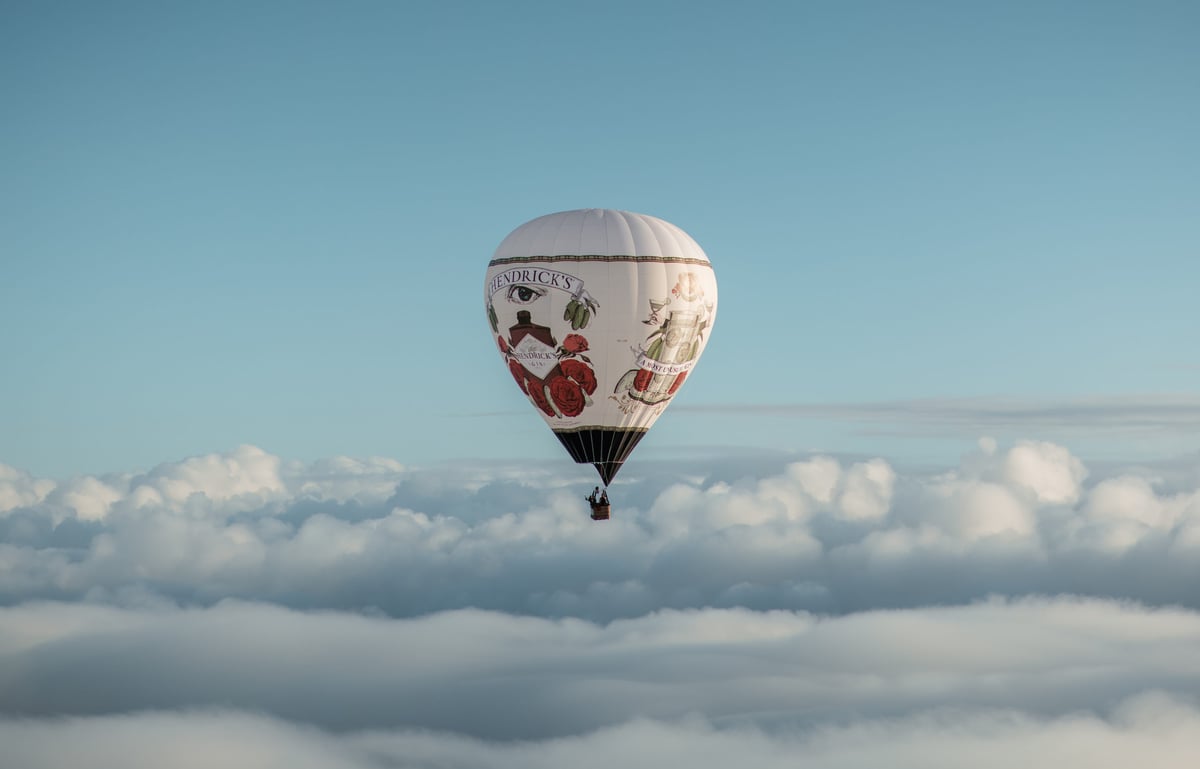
[2,0,1197,478]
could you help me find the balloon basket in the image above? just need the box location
[589,502,610,521]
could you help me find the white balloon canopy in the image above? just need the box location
[484,209,718,485]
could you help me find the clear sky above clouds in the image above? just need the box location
[2,0,1197,477]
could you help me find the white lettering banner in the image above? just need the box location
[634,354,696,377]
[488,268,583,299]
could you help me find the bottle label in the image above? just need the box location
[511,333,560,379]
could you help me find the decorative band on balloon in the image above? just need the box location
[551,425,650,434]
[489,255,713,267]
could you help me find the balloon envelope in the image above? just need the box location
[485,209,717,484]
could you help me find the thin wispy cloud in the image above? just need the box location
[678,394,1200,435]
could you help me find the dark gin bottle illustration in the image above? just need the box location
[509,310,555,348]
[508,311,559,380]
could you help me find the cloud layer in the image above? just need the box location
[7,695,1200,769]
[1,442,1198,619]
[2,598,1199,766]
[3,442,1199,765]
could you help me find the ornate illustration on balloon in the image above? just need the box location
[494,302,597,417]
[612,271,713,414]
[492,271,598,419]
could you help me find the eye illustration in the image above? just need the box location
[506,285,547,304]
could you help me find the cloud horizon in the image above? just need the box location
[2,597,1199,766]
[2,441,1198,620]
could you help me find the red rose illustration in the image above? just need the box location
[633,369,653,392]
[497,335,509,354]
[559,359,597,395]
[562,334,588,354]
[548,375,586,417]
[528,377,556,416]
[668,371,687,394]
[508,360,528,393]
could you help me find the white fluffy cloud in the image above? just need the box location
[1002,440,1088,505]
[0,464,54,513]
[2,442,1199,764]
[125,444,288,512]
[0,442,1197,617]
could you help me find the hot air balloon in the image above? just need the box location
[484,209,718,520]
